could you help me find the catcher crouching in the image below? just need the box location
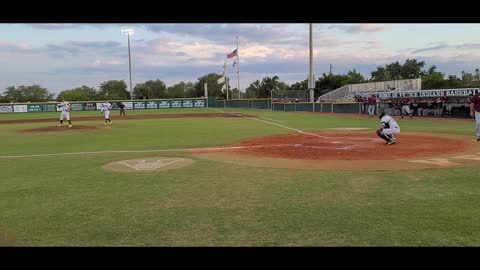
[376,112,400,145]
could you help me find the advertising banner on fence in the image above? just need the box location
[182,100,194,108]
[2,98,207,113]
[194,100,205,108]
[171,100,182,108]
[70,103,84,111]
[0,105,13,113]
[28,104,42,112]
[123,102,133,110]
[84,103,96,110]
[13,105,28,113]
[158,101,170,109]
[134,102,146,109]
[146,101,158,109]
[42,104,57,112]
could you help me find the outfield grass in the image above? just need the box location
[0,107,479,246]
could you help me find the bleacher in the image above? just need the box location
[319,78,422,102]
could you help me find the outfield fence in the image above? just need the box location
[0,98,209,113]
[211,98,362,113]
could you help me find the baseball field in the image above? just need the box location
[0,107,479,246]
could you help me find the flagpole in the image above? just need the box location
[236,35,240,99]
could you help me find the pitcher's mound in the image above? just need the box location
[23,125,97,132]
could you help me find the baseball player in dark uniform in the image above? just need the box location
[443,92,452,117]
[400,95,413,119]
[367,94,376,117]
[119,102,126,116]
[470,92,480,141]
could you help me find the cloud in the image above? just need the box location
[144,24,296,45]
[347,24,386,33]
[0,41,41,53]
[27,23,110,30]
[0,41,126,58]
[28,24,83,30]
[317,36,351,47]
[92,60,124,66]
[177,42,224,58]
[326,24,386,34]
[364,40,382,49]
[410,42,480,54]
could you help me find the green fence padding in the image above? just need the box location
[273,103,284,111]
[284,103,296,112]
[321,103,332,112]
[333,103,360,113]
[294,103,314,112]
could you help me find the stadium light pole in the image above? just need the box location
[122,28,134,100]
[309,23,314,103]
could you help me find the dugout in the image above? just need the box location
[375,88,478,118]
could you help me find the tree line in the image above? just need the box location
[1,58,479,102]
[245,59,480,98]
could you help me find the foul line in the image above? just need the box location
[210,108,382,142]
[0,144,354,159]
[210,108,329,139]
[260,117,285,123]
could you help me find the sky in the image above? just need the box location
[1,23,480,95]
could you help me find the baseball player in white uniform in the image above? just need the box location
[376,112,400,145]
[100,99,113,126]
[58,98,72,128]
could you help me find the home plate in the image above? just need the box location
[103,157,195,172]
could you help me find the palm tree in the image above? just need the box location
[3,86,23,103]
[246,80,262,98]
[347,69,365,84]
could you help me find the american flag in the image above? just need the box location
[227,49,237,59]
